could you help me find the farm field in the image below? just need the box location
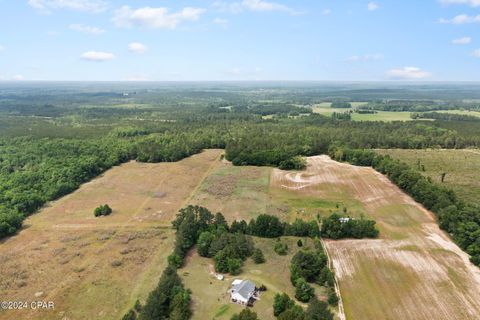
[376,149,480,206]
[0,149,223,320]
[271,156,480,320]
[312,104,413,122]
[189,161,281,222]
[181,237,328,320]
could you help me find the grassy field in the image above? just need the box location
[312,103,480,121]
[181,237,328,320]
[312,103,413,122]
[0,149,223,320]
[2,150,480,320]
[189,161,281,222]
[271,155,480,320]
[376,149,480,206]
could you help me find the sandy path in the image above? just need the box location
[271,155,480,320]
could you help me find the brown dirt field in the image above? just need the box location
[0,149,222,320]
[271,155,480,320]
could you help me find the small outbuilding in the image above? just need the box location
[230,279,258,306]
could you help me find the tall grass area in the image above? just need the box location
[376,149,480,206]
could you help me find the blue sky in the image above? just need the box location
[0,0,480,81]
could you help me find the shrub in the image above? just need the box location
[94,204,112,217]
[294,278,315,302]
[327,289,339,306]
[231,309,259,320]
[252,248,266,264]
[274,241,289,255]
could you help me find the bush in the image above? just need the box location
[252,248,266,264]
[294,278,315,303]
[231,309,259,320]
[327,289,339,306]
[94,204,112,217]
[274,241,289,255]
[297,239,303,247]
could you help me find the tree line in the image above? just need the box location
[2,111,479,240]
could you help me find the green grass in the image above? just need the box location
[312,105,414,122]
[376,149,480,206]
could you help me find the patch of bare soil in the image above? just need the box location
[272,155,480,320]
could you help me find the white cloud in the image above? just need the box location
[28,0,107,13]
[440,0,480,7]
[112,6,206,29]
[69,24,105,35]
[12,75,25,81]
[0,45,4,52]
[387,67,431,80]
[322,9,332,15]
[439,14,480,24]
[452,36,472,44]
[472,49,480,57]
[81,51,115,61]
[128,42,147,54]
[213,0,300,15]
[367,2,379,11]
[347,53,384,62]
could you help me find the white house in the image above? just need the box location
[230,279,257,306]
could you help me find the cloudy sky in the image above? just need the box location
[0,0,480,81]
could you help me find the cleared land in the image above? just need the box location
[189,161,282,222]
[271,156,480,320]
[181,237,327,320]
[0,149,222,320]
[376,149,480,206]
[312,103,413,122]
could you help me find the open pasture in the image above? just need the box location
[0,149,222,320]
[376,149,480,206]
[271,156,480,320]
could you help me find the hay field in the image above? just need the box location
[271,156,480,320]
[0,149,222,320]
[189,161,284,222]
[376,149,480,206]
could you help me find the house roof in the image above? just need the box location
[232,280,256,299]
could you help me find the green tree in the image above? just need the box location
[278,305,306,320]
[273,293,295,317]
[252,248,266,264]
[231,309,259,320]
[327,289,338,306]
[305,298,333,320]
[197,231,215,257]
[227,258,242,275]
[294,278,315,303]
